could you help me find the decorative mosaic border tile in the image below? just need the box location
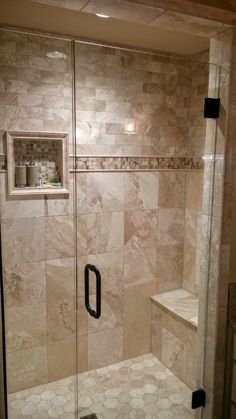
[0,155,6,171]
[1,155,204,173]
[72,156,204,171]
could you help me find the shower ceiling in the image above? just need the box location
[0,0,234,54]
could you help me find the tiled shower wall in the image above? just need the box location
[75,42,190,157]
[0,30,210,392]
[0,31,75,393]
[183,50,209,295]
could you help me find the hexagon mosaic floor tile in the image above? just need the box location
[8,353,194,418]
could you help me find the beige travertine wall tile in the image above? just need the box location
[74,42,191,156]
[202,157,215,216]
[77,297,88,337]
[44,195,69,217]
[161,328,187,382]
[204,333,216,392]
[151,304,162,359]
[45,215,74,259]
[124,209,158,250]
[77,255,87,298]
[1,217,45,264]
[124,283,156,359]
[46,258,75,301]
[6,304,47,352]
[188,54,209,158]
[206,275,218,338]
[156,278,182,294]
[158,208,184,246]
[87,173,124,213]
[185,172,203,211]
[0,30,72,142]
[87,250,123,292]
[75,173,87,215]
[197,214,211,274]
[212,156,224,218]
[0,176,44,219]
[209,216,222,278]
[48,337,76,382]
[124,172,159,210]
[124,247,157,287]
[124,209,158,285]
[158,172,185,209]
[4,261,46,308]
[87,212,123,254]
[47,298,75,342]
[183,244,197,294]
[124,320,152,360]
[77,334,88,373]
[184,208,198,247]
[164,325,196,389]
[156,244,183,285]
[124,283,155,325]
[88,327,123,369]
[163,310,197,346]
[7,345,48,392]
[151,301,197,389]
[77,214,87,256]
[88,289,123,333]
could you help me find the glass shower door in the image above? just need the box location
[0,29,78,418]
[74,40,221,419]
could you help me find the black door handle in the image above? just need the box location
[84,264,101,319]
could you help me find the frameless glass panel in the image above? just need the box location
[0,27,222,419]
[74,41,220,418]
[0,29,78,418]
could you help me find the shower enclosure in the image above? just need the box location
[0,28,221,418]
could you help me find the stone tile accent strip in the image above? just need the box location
[73,156,204,171]
[1,154,204,173]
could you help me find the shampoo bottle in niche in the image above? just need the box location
[15,157,26,188]
[27,158,39,187]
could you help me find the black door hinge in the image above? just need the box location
[192,388,206,409]
[204,98,220,119]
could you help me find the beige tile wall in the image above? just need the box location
[151,303,197,389]
[206,28,235,419]
[74,42,192,156]
[0,29,212,393]
[182,50,209,296]
[0,30,76,393]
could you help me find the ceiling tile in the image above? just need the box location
[29,0,89,11]
[149,11,231,38]
[82,0,164,24]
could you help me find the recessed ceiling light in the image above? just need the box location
[96,13,109,18]
[46,51,67,59]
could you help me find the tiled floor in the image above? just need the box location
[8,353,194,418]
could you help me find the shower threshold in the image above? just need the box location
[8,353,194,418]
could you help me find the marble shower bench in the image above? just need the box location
[151,289,198,389]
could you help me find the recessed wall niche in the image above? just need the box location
[6,131,69,196]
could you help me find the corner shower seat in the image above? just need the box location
[151,288,198,389]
